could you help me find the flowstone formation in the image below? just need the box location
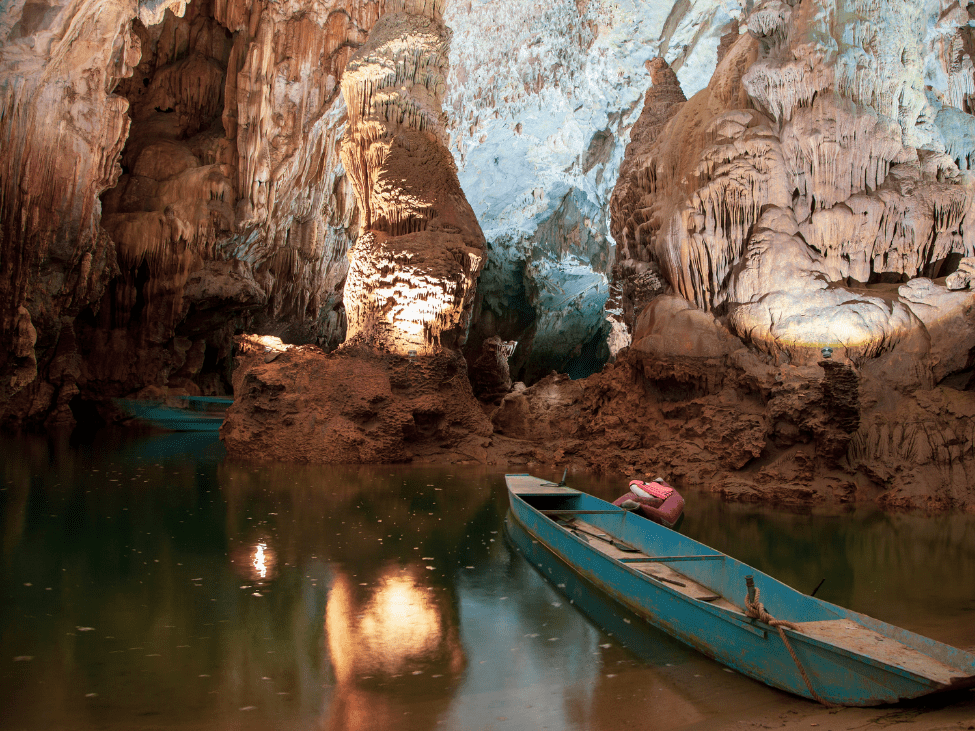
[221,1,493,463]
[612,0,975,367]
[339,2,485,356]
[600,0,975,509]
[0,0,365,427]
[445,0,749,382]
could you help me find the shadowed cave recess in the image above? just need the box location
[5,0,975,509]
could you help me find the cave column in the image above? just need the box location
[339,0,485,356]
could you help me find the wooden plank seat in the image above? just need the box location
[558,518,736,609]
[793,620,965,685]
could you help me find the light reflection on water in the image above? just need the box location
[0,429,973,730]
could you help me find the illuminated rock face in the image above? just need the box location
[221,4,494,463]
[0,0,366,425]
[339,4,485,355]
[611,0,975,373]
[593,0,975,509]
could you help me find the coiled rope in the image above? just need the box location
[744,577,834,708]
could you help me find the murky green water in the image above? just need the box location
[1,430,974,730]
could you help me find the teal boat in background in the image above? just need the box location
[116,395,232,432]
[505,473,975,707]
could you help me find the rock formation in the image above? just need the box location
[221,334,492,462]
[602,0,975,510]
[6,0,975,510]
[0,0,365,427]
[222,1,493,463]
[468,335,517,404]
[611,1,975,368]
[338,1,485,355]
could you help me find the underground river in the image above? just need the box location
[1,430,974,730]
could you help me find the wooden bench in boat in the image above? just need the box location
[555,517,738,609]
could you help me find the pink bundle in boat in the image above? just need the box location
[628,479,673,500]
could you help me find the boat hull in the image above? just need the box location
[115,397,230,432]
[505,474,975,707]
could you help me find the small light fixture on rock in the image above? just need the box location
[821,347,833,359]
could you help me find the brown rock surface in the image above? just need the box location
[468,335,517,404]
[222,335,492,463]
[593,1,975,512]
[222,1,491,464]
[485,346,975,513]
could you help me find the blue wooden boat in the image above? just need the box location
[116,396,232,432]
[505,473,975,706]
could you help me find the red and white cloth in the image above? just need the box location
[628,479,673,501]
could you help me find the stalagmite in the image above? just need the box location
[338,1,485,356]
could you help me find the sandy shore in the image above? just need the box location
[716,691,975,731]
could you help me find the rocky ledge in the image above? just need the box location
[226,332,975,513]
[222,335,492,463]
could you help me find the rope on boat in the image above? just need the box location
[744,579,835,708]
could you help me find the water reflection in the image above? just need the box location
[324,566,465,730]
[216,457,490,729]
[327,568,463,681]
[1,432,973,730]
[253,542,269,579]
